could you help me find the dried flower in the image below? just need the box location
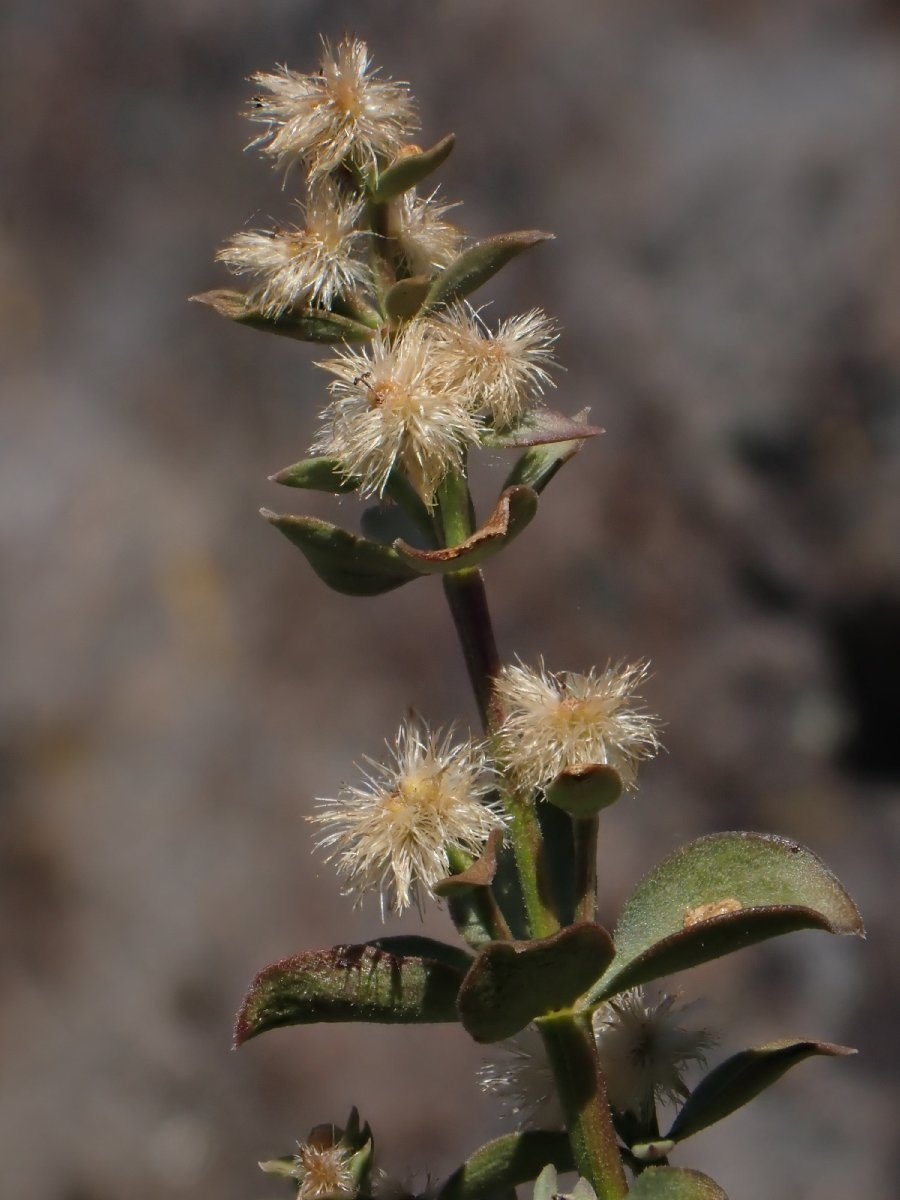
[393,189,463,276]
[311,719,501,915]
[593,988,716,1119]
[494,660,660,794]
[217,181,368,315]
[260,1140,356,1200]
[479,1026,563,1130]
[431,306,558,429]
[248,37,418,180]
[313,322,482,504]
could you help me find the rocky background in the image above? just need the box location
[1,2,898,1198]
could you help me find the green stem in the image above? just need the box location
[442,569,501,733]
[573,816,599,924]
[537,1011,628,1200]
[507,796,560,939]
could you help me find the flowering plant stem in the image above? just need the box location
[537,1011,628,1200]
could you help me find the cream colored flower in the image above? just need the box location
[494,660,660,793]
[313,322,482,504]
[311,719,501,915]
[394,189,463,276]
[431,306,558,429]
[479,1025,563,1130]
[593,988,715,1119]
[248,37,418,180]
[217,181,368,315]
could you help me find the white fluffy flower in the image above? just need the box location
[478,1025,563,1130]
[217,181,368,314]
[313,322,482,504]
[593,988,716,1119]
[248,37,418,180]
[494,660,661,794]
[260,1140,356,1200]
[431,306,559,429]
[311,719,501,915]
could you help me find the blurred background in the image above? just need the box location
[2,1,898,1198]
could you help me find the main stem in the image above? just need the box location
[538,1012,629,1200]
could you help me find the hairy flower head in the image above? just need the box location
[216,181,368,315]
[313,322,482,504]
[494,660,660,794]
[311,720,501,915]
[593,988,716,1119]
[479,1026,563,1130]
[432,306,559,429]
[248,37,418,180]
[260,1140,356,1200]
[394,189,463,276]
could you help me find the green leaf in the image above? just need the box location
[234,941,469,1044]
[393,486,538,574]
[423,231,554,311]
[191,290,375,343]
[369,134,456,202]
[665,1039,856,1144]
[438,1132,573,1200]
[502,410,598,493]
[627,1167,728,1199]
[483,408,603,450]
[457,924,615,1043]
[588,833,864,1003]
[269,456,360,494]
[263,509,423,596]
[384,276,433,321]
[545,766,623,819]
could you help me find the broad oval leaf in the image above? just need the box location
[234,939,469,1044]
[263,509,423,595]
[191,290,375,343]
[423,231,554,311]
[665,1039,855,1145]
[370,133,456,202]
[393,486,538,574]
[627,1167,728,1200]
[457,924,615,1043]
[437,1132,573,1200]
[545,765,623,818]
[589,833,864,1003]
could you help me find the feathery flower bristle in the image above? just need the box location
[313,322,482,504]
[494,659,660,793]
[478,1026,563,1130]
[311,719,501,915]
[394,189,464,276]
[248,37,418,180]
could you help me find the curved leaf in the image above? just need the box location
[234,940,468,1045]
[627,1168,728,1199]
[666,1039,856,1144]
[263,509,423,595]
[545,766,623,819]
[269,456,360,494]
[502,410,598,493]
[437,1132,573,1200]
[384,276,433,321]
[589,833,864,1003]
[370,133,456,202]
[191,290,374,343]
[484,408,603,450]
[423,231,554,311]
[457,924,615,1043]
[393,486,538,574]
